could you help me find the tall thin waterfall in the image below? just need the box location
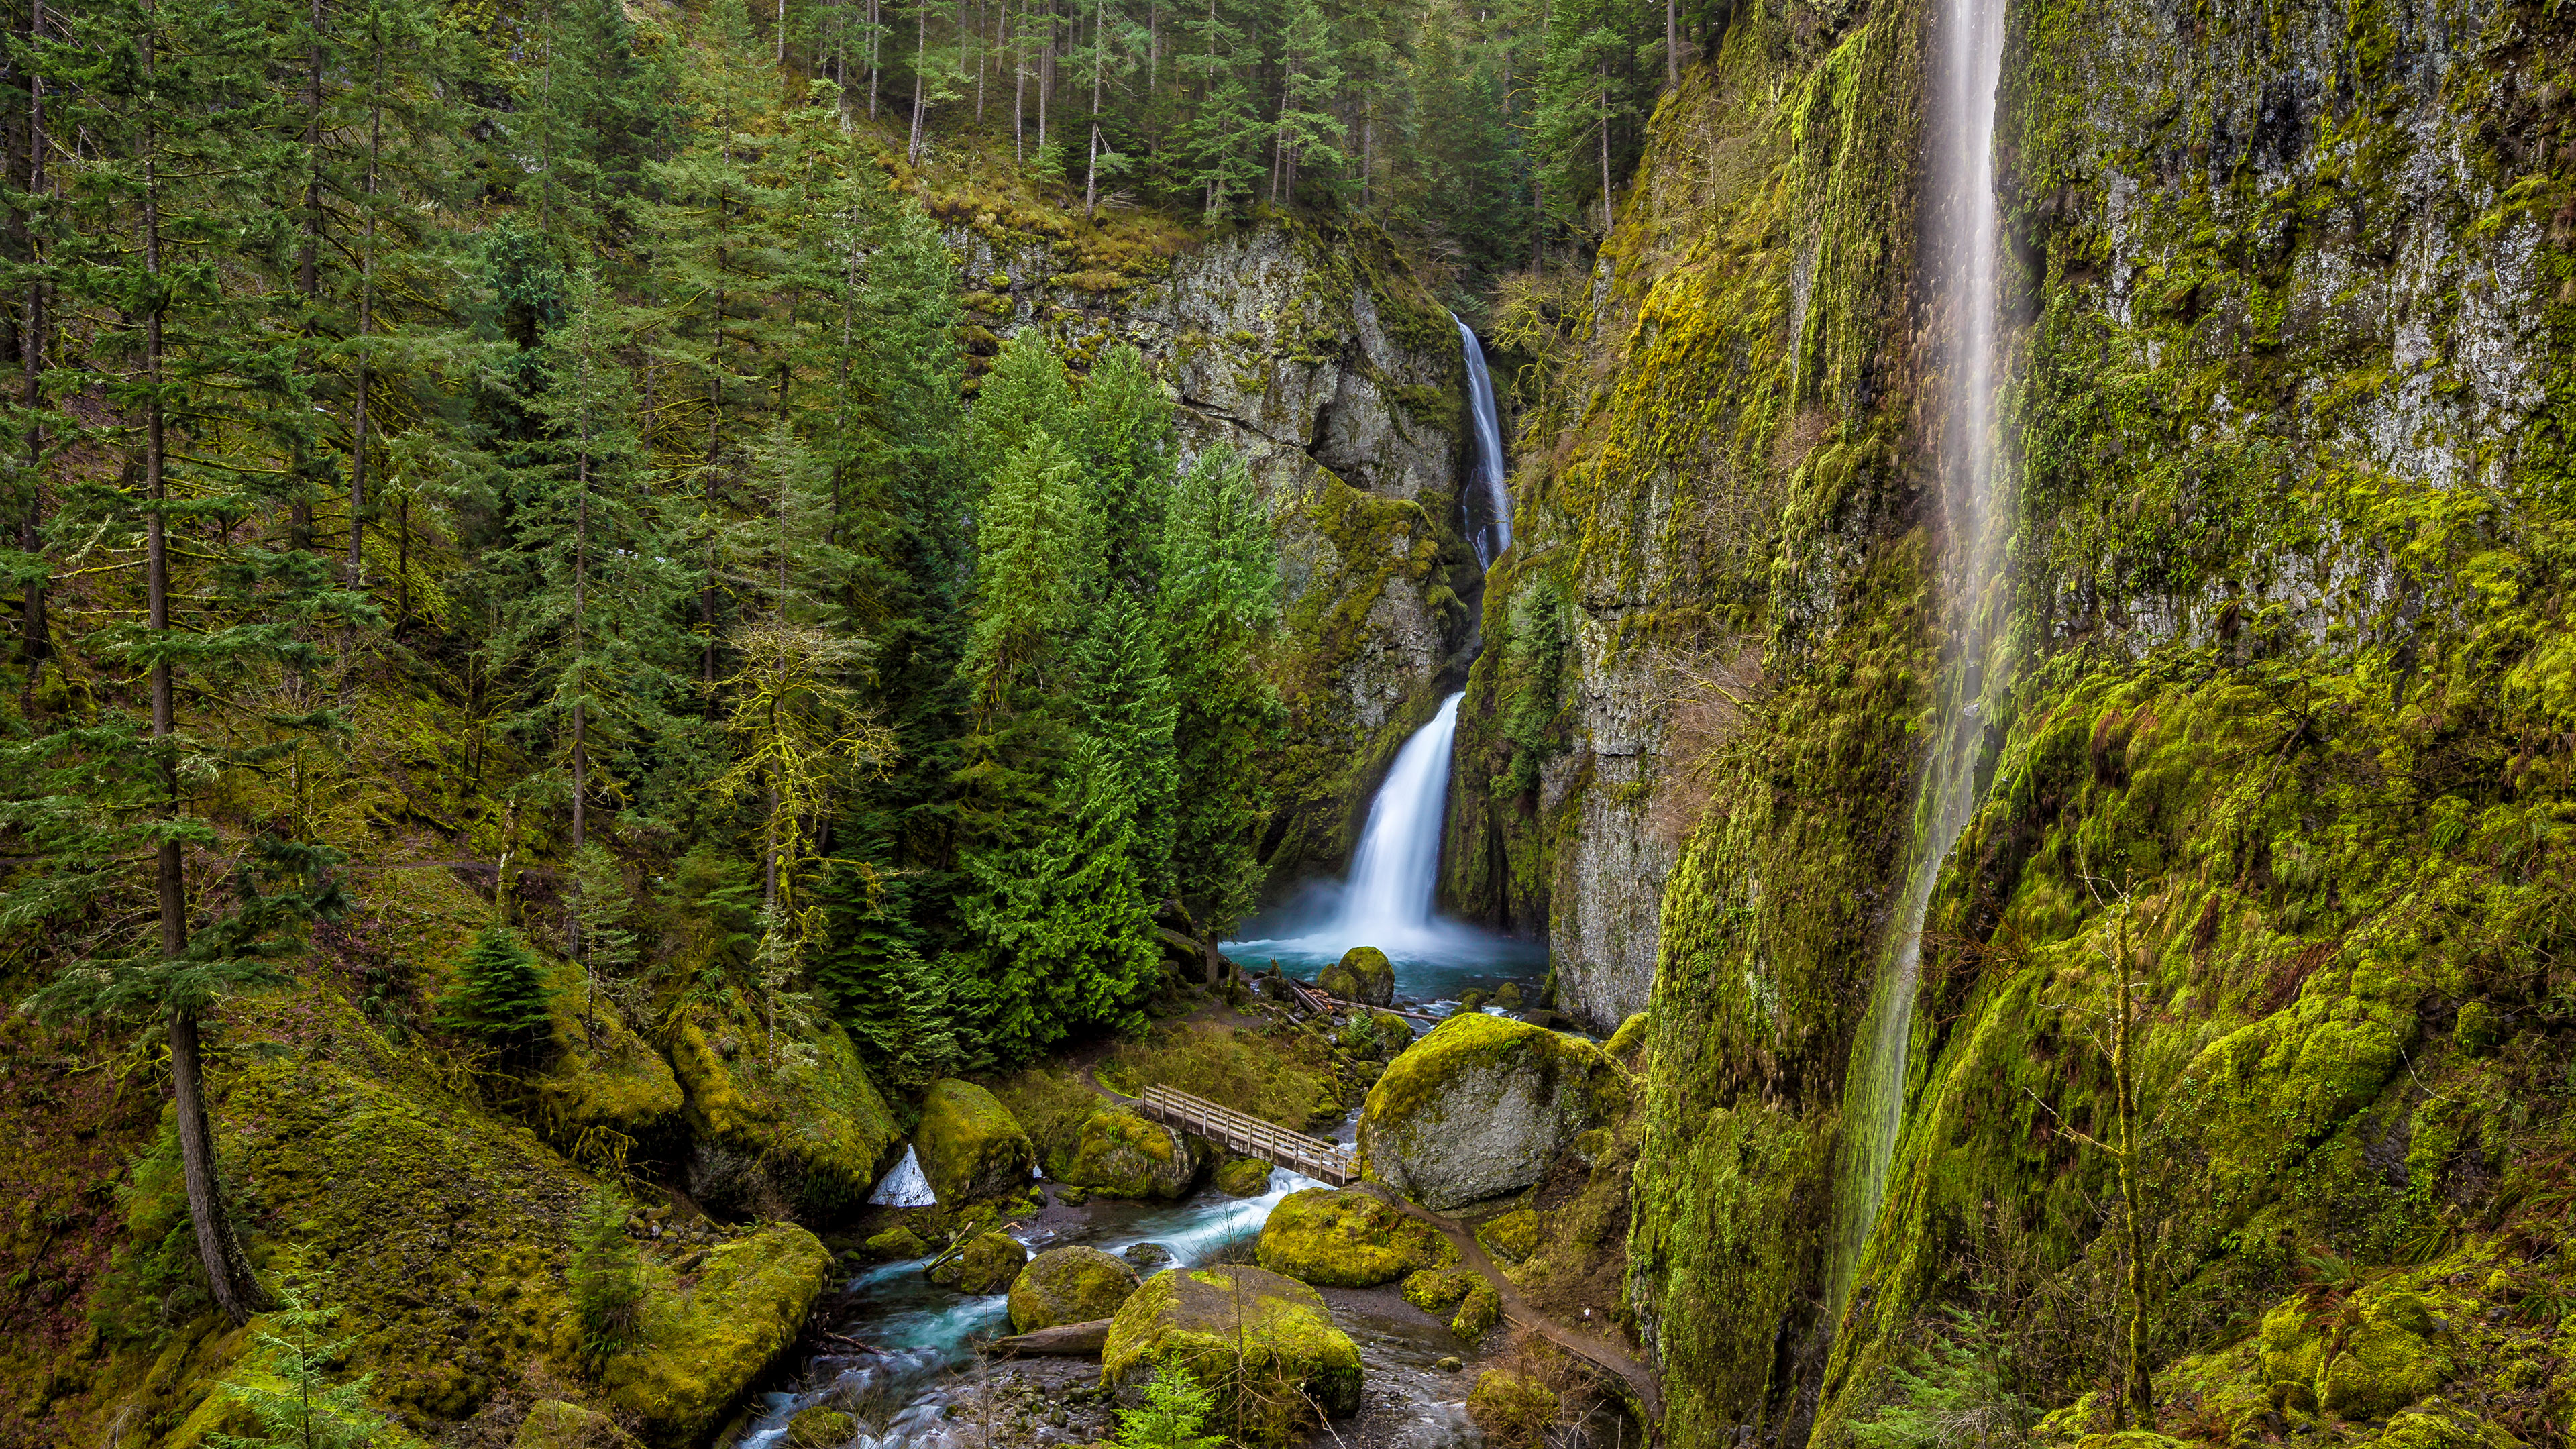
[1330,693,1466,949]
[1455,317,1512,568]
[1829,0,2012,1309]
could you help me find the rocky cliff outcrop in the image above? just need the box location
[1528,0,2576,1441]
[947,213,1481,885]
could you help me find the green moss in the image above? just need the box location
[1358,1013,1628,1207]
[1448,1277,1502,1341]
[1215,1157,1277,1197]
[914,1079,1036,1203]
[785,1407,857,1449]
[863,1226,928,1261]
[1009,1245,1142,1332]
[1466,1370,1558,1449]
[1055,1108,1203,1199]
[1604,1013,1649,1063]
[1406,1269,1503,1341]
[667,998,902,1223]
[1319,947,1395,1006]
[1255,1189,1456,1287]
[597,1224,833,1446]
[928,1232,1028,1295]
[513,1399,643,1448]
[1476,1210,1542,1265]
[1100,1266,1362,1443]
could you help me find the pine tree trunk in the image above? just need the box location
[1597,64,1612,231]
[779,0,788,64]
[348,25,383,594]
[142,21,263,1323]
[1082,0,1103,215]
[908,0,926,163]
[1666,0,1678,89]
[869,0,880,115]
[1037,0,1052,158]
[16,0,46,690]
[1011,0,1024,160]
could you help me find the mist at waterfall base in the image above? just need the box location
[1225,693,1546,1005]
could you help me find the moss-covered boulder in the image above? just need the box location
[1476,1209,1542,1265]
[1604,1012,1649,1063]
[929,1232,1029,1294]
[598,1223,835,1446]
[1214,1157,1276,1196]
[1319,947,1395,1006]
[513,1399,643,1448]
[1466,1370,1556,1449]
[915,1079,1038,1203]
[2318,1289,2449,1419]
[1054,1108,1203,1199]
[1009,1245,1142,1331]
[1256,1187,1456,1287]
[785,1406,857,1448]
[668,1007,901,1224]
[1338,1007,1414,1059]
[1401,1269,1501,1340]
[1358,1014,1629,1209]
[1102,1267,1362,1442]
[863,1226,928,1261]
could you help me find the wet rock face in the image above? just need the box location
[1008,1245,1141,1332]
[914,1079,1037,1204]
[1358,1014,1629,1210]
[947,216,1475,884]
[1102,1265,1364,1442]
[1256,1187,1456,1287]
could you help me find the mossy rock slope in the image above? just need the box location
[513,1399,644,1448]
[595,1222,834,1444]
[1102,1267,1362,1442]
[667,999,900,1224]
[1009,1245,1142,1331]
[1358,1013,1627,1208]
[1256,1187,1456,1287]
[914,1079,1037,1203]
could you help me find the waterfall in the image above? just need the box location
[1454,317,1512,569]
[1829,0,2012,1310]
[868,1145,937,1208]
[1332,692,1466,949]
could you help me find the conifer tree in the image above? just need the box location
[207,1277,388,1449]
[437,925,553,1051]
[1077,343,1176,599]
[1075,588,1179,901]
[1155,446,1279,941]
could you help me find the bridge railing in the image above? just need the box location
[1135,1085,1357,1187]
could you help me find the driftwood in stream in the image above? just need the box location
[984,1319,1114,1357]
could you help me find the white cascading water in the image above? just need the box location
[866,1145,936,1208]
[1454,316,1513,568]
[1329,692,1466,952]
[1829,0,2012,1311]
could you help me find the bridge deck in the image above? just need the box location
[1134,1085,1358,1187]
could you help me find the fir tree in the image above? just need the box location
[437,926,554,1050]
[1076,588,1179,904]
[1077,343,1177,600]
[1155,447,1279,941]
[207,1277,388,1449]
[1116,1360,1226,1449]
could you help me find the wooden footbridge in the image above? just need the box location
[1132,1084,1359,1187]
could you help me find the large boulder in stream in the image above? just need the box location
[597,1222,835,1444]
[1010,1245,1142,1330]
[1318,946,1396,1006]
[1104,1267,1362,1442]
[1358,1012,1629,1210]
[1053,1107,1205,1199]
[929,1231,1030,1294]
[914,1079,1037,1203]
[1256,1187,1455,1287]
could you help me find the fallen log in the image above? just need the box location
[983,1319,1114,1358]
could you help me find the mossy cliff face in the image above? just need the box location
[952,213,1479,888]
[1576,0,2576,1432]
